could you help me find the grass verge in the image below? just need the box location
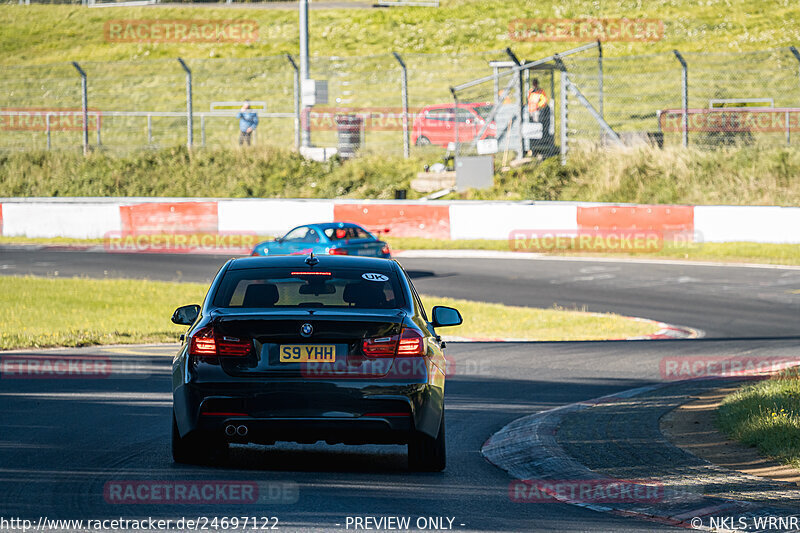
[717,368,800,469]
[0,276,207,349]
[0,147,421,199]
[420,296,657,341]
[3,146,800,206]
[0,275,658,350]
[1,236,798,267]
[386,238,800,266]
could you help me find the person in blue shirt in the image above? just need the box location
[236,101,259,146]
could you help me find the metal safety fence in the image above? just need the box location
[2,47,800,159]
[0,50,505,156]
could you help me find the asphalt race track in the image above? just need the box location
[3,248,798,337]
[0,248,798,532]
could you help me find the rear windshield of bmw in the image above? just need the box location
[212,268,406,309]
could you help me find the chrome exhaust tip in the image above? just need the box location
[224,424,237,437]
[236,425,248,437]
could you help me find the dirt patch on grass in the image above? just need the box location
[661,385,800,485]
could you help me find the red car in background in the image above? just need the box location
[411,102,497,147]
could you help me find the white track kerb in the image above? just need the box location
[1,198,800,244]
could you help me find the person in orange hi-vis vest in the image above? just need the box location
[527,78,549,119]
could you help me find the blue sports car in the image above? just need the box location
[251,222,391,258]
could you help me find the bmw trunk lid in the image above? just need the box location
[209,308,407,378]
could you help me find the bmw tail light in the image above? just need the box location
[362,328,425,358]
[217,335,252,357]
[397,328,425,356]
[189,326,216,356]
[363,334,398,358]
[328,247,349,255]
[189,326,252,360]
[380,244,391,256]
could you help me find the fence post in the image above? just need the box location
[493,65,500,106]
[673,50,688,147]
[597,40,604,145]
[71,62,88,155]
[96,112,101,146]
[177,58,193,149]
[505,47,524,159]
[549,70,555,136]
[450,87,459,158]
[299,0,311,148]
[597,40,603,121]
[560,65,568,165]
[286,54,301,150]
[46,113,51,151]
[201,115,206,147]
[786,110,791,146]
[392,52,409,159]
[147,114,152,145]
[790,46,800,88]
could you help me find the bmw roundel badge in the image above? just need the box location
[300,323,313,337]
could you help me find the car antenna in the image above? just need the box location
[305,252,319,267]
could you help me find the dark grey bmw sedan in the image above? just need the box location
[170,253,462,471]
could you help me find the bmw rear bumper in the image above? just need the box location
[173,379,443,444]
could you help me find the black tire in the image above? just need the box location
[415,136,431,146]
[408,412,446,472]
[172,412,228,465]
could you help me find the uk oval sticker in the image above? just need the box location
[362,273,389,282]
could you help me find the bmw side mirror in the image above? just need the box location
[431,306,463,328]
[171,304,200,326]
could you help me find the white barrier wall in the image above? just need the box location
[449,203,578,240]
[217,200,335,236]
[1,203,121,239]
[694,206,800,244]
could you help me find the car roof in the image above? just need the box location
[228,254,395,271]
[312,222,368,230]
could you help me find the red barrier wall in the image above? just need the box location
[333,203,451,239]
[577,205,694,233]
[119,202,218,234]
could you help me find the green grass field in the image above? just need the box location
[2,1,800,154]
[717,368,800,469]
[0,275,657,350]
[3,1,799,65]
[2,2,800,195]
